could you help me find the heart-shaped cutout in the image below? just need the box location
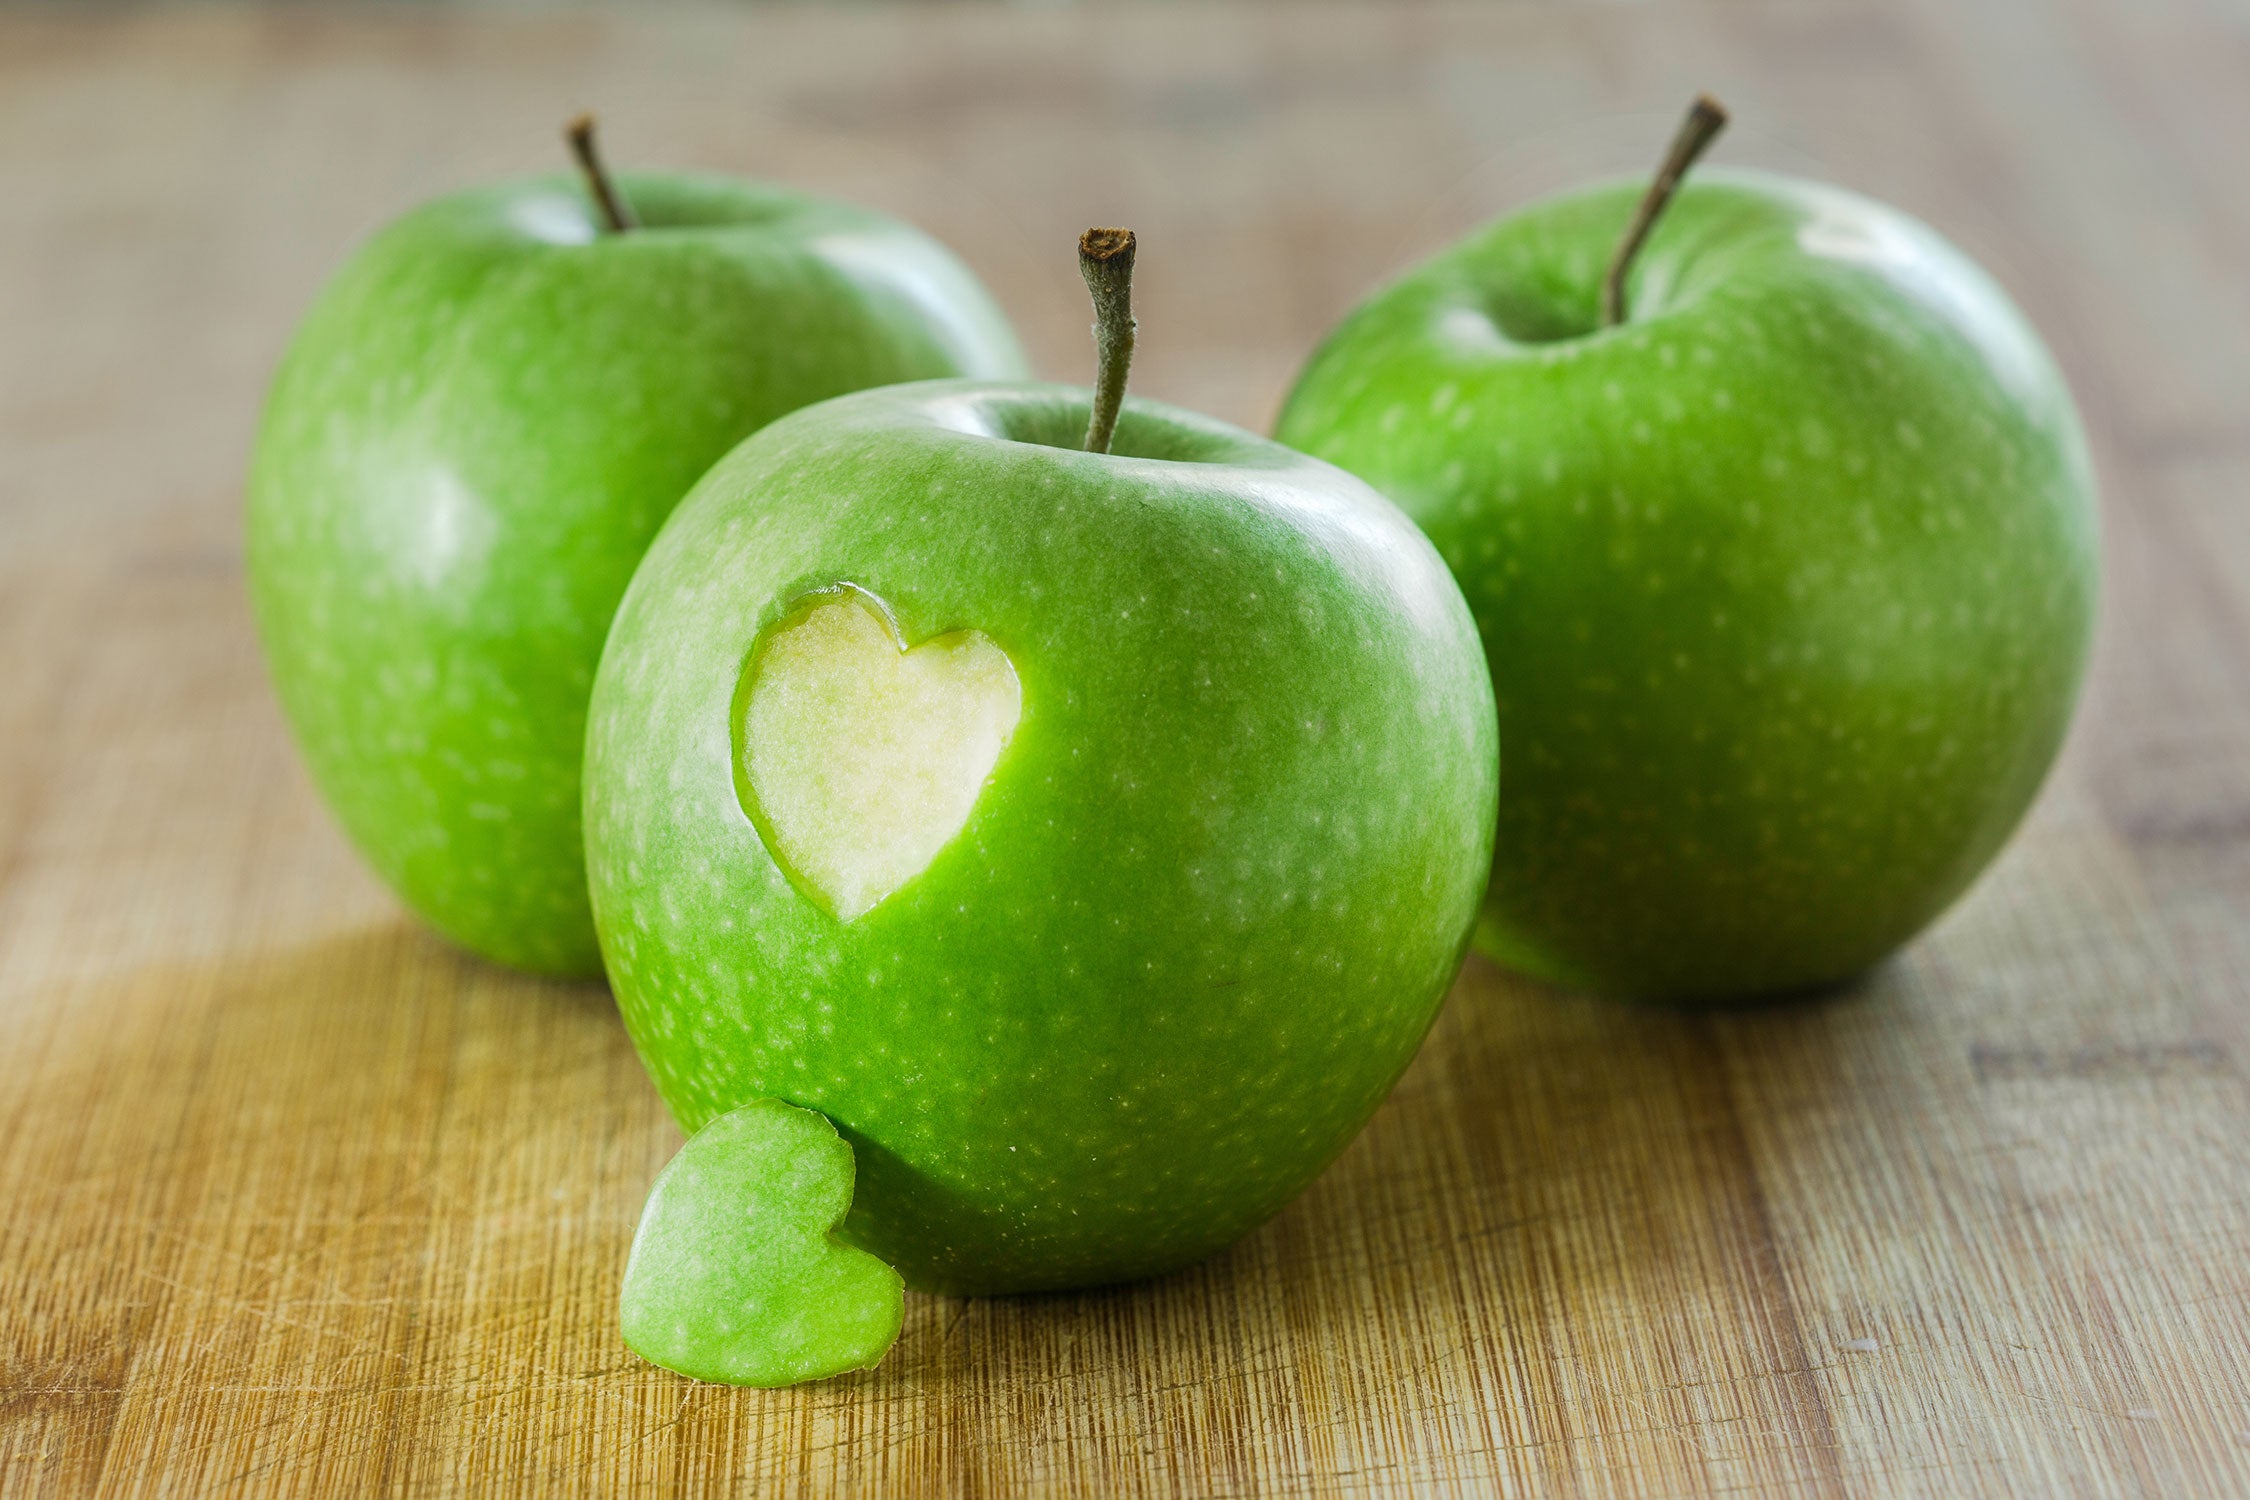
[739,586,1020,920]
[619,1097,904,1387]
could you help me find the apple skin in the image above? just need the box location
[1277,169,2098,1002]
[583,382,1498,1295]
[247,173,1027,976]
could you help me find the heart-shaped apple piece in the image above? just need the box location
[739,586,1020,920]
[620,1097,904,1387]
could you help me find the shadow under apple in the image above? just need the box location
[871,951,1904,1482]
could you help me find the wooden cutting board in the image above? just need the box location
[4,2,2248,1493]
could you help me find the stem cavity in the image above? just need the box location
[1078,227,1137,455]
[566,113,639,234]
[1601,94,1729,327]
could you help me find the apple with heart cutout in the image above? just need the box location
[247,118,1027,976]
[1276,99,2100,1002]
[589,231,1498,1350]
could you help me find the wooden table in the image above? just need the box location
[4,2,2248,1493]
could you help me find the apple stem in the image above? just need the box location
[1601,94,1729,327]
[566,113,639,234]
[1078,227,1138,455]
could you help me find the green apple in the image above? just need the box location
[583,363,1497,1294]
[1277,118,2097,1002]
[247,131,1027,976]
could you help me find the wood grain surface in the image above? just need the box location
[5,2,2249,1494]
